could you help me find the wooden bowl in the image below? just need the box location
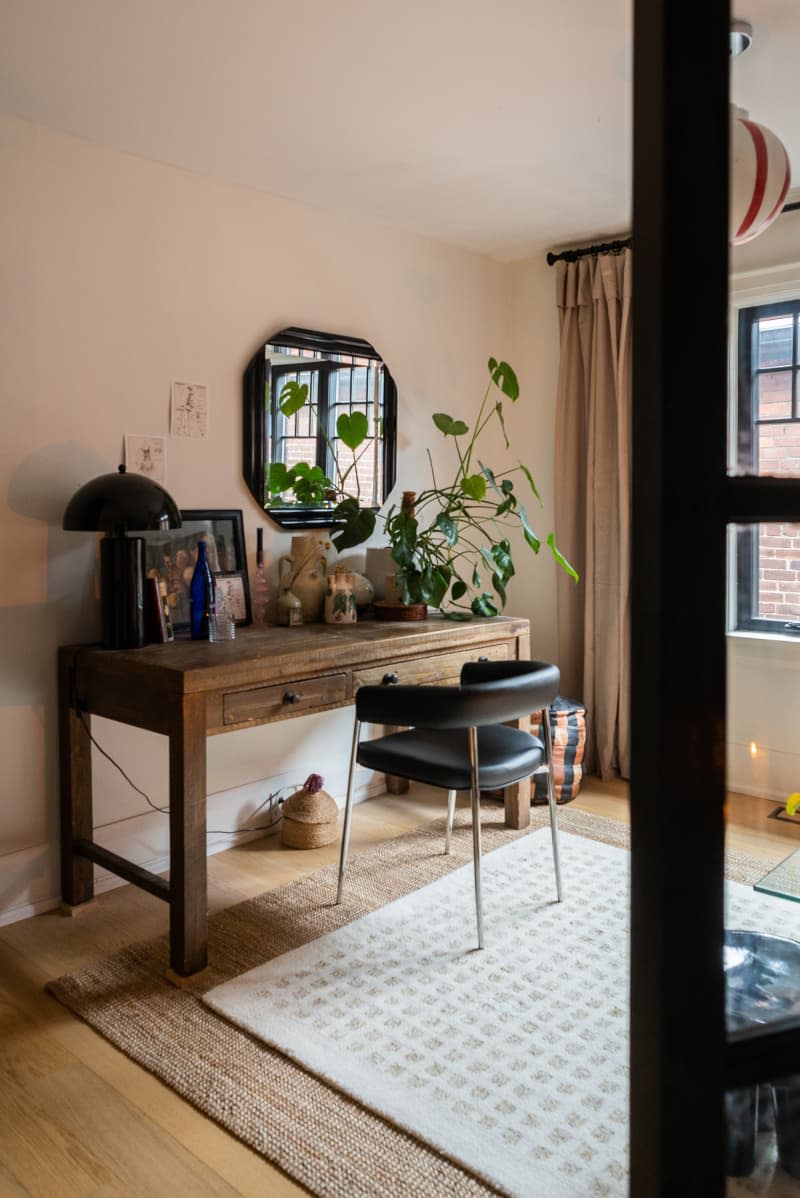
[372,600,428,621]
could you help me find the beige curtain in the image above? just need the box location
[554,249,632,780]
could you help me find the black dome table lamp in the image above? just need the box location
[63,465,182,649]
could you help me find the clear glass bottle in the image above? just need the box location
[190,539,215,640]
[252,526,269,627]
[208,588,236,641]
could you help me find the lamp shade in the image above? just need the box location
[63,465,182,534]
[731,107,791,246]
[63,465,181,649]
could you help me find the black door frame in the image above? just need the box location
[630,2,800,1192]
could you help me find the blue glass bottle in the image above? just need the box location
[190,540,215,639]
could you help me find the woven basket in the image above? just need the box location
[280,785,339,849]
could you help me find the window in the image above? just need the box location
[735,298,800,635]
[268,346,386,508]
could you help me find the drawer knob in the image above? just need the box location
[283,690,303,705]
[382,672,399,685]
[478,656,489,663]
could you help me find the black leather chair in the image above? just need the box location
[336,659,563,948]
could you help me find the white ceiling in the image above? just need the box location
[1,0,798,260]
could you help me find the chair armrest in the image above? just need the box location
[460,659,560,711]
[355,660,561,729]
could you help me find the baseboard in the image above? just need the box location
[0,894,62,928]
[0,778,387,929]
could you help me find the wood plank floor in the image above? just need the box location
[0,780,796,1197]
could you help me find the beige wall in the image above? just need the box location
[1,116,538,924]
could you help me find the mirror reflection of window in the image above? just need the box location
[243,327,397,529]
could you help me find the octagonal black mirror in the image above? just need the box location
[243,326,397,529]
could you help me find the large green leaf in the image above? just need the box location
[451,578,468,601]
[395,566,424,606]
[433,412,469,437]
[443,610,472,621]
[278,380,309,416]
[434,513,458,546]
[390,513,418,568]
[420,564,452,607]
[292,461,325,481]
[330,499,375,551]
[460,474,486,502]
[493,576,507,607]
[491,539,515,581]
[547,531,580,582]
[266,461,290,493]
[479,460,500,495]
[518,504,541,554]
[519,462,543,505]
[495,401,510,448]
[487,358,520,401]
[336,410,368,450]
[471,593,499,618]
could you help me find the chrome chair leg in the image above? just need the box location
[336,718,362,904]
[468,726,484,949]
[541,706,563,902]
[445,788,457,854]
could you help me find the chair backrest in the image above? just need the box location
[354,659,559,729]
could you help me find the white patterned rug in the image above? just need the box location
[204,830,800,1197]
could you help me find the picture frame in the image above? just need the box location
[214,572,248,622]
[141,509,252,632]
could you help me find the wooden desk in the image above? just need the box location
[59,615,531,977]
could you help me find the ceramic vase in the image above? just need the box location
[324,569,357,624]
[276,586,303,626]
[279,534,328,622]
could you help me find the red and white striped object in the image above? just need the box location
[731,107,791,245]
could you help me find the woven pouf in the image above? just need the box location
[280,773,339,849]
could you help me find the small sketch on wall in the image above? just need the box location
[125,434,166,483]
[171,381,209,438]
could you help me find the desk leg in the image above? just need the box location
[59,656,94,906]
[168,694,208,977]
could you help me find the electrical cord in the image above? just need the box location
[77,709,287,835]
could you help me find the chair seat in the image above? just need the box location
[357,725,545,792]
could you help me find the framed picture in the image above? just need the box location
[141,509,251,631]
[214,572,248,622]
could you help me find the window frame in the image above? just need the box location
[242,326,397,530]
[734,296,800,637]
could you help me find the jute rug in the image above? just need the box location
[47,807,779,1198]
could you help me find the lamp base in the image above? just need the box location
[101,535,145,649]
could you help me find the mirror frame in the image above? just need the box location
[243,326,397,529]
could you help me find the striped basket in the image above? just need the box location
[532,696,587,805]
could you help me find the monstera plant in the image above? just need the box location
[267,358,578,617]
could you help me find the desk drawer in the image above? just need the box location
[223,672,348,726]
[352,641,511,691]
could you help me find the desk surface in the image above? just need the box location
[62,614,531,736]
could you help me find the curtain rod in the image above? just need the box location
[546,238,631,266]
[546,200,800,266]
